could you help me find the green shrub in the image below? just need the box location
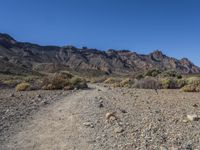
[16,82,30,91]
[60,71,74,79]
[23,76,38,82]
[160,70,182,79]
[135,74,144,80]
[160,78,186,89]
[69,76,88,89]
[3,79,20,87]
[186,77,200,84]
[145,69,161,77]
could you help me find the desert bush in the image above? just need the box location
[181,77,200,92]
[111,82,121,88]
[3,79,20,87]
[135,74,144,80]
[23,76,39,82]
[160,78,187,89]
[60,71,74,79]
[119,78,135,87]
[160,70,182,79]
[160,78,186,89]
[42,73,69,90]
[41,72,88,90]
[186,77,200,84]
[16,82,30,91]
[133,78,161,89]
[89,76,107,83]
[103,77,120,84]
[69,76,88,89]
[145,69,161,77]
[181,84,198,92]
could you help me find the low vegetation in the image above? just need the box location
[15,82,30,91]
[0,71,88,91]
[102,70,200,92]
[1,69,200,92]
[181,77,200,92]
[41,72,88,90]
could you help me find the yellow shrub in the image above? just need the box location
[181,84,197,92]
[104,77,120,84]
[186,77,200,84]
[16,82,30,91]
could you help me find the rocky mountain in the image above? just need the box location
[0,33,199,75]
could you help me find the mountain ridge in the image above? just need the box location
[0,33,199,75]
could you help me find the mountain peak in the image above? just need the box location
[0,33,16,45]
[150,50,165,61]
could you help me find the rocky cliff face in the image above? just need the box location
[0,33,199,75]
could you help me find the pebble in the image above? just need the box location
[120,109,127,113]
[193,104,198,108]
[37,94,41,98]
[106,112,116,120]
[160,146,168,150]
[114,127,124,133]
[83,122,94,128]
[187,114,199,121]
[9,93,14,97]
[183,119,189,123]
[98,100,104,108]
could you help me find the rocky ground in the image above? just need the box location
[1,84,200,150]
[0,88,74,144]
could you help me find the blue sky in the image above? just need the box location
[0,0,200,66]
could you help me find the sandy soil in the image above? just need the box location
[1,84,200,150]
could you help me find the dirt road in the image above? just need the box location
[1,84,200,150]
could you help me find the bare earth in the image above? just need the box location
[1,84,200,150]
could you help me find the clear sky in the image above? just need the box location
[0,0,200,66]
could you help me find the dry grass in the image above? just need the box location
[104,78,117,84]
[133,77,161,89]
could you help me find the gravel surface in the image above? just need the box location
[0,89,74,144]
[1,84,200,149]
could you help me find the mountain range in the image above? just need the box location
[0,33,199,75]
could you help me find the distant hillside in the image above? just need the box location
[0,33,199,75]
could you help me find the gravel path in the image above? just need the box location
[1,84,200,150]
